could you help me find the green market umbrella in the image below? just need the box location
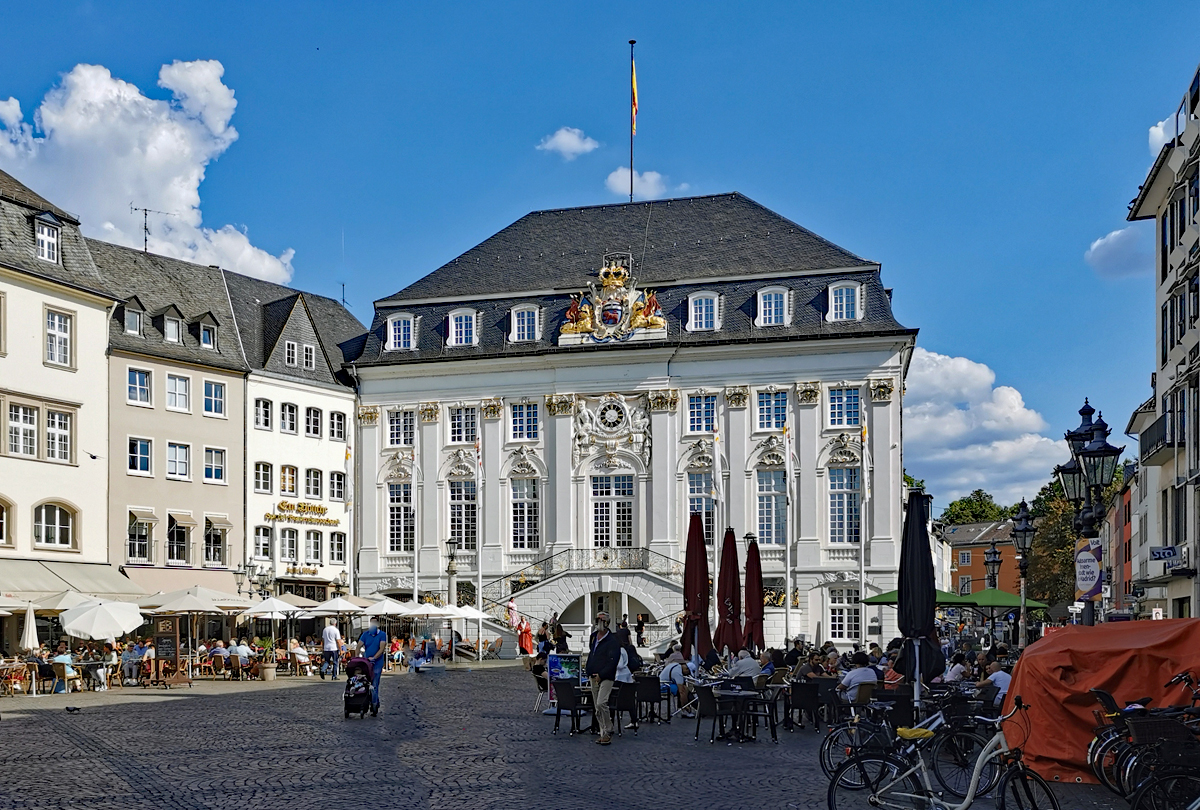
[863,589,973,606]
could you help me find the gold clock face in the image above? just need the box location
[598,403,625,430]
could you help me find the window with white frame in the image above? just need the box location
[124,308,142,335]
[280,528,298,561]
[285,341,297,366]
[204,520,225,565]
[255,398,272,429]
[389,315,414,350]
[958,575,973,596]
[331,532,346,563]
[204,448,225,483]
[280,465,297,496]
[687,292,720,331]
[449,480,477,550]
[46,310,71,366]
[200,324,216,349]
[305,407,322,437]
[167,443,190,479]
[281,403,298,433]
[203,381,225,416]
[448,309,477,347]
[128,438,151,474]
[164,317,181,343]
[389,409,415,446]
[302,344,316,370]
[166,517,189,564]
[829,282,862,322]
[829,468,861,543]
[254,462,272,493]
[8,404,36,456]
[757,469,787,544]
[36,221,59,262]
[829,388,860,427]
[687,471,715,545]
[828,588,861,639]
[305,469,322,499]
[167,375,190,411]
[254,526,272,559]
[45,411,70,461]
[757,390,787,430]
[511,478,540,549]
[305,530,322,563]
[510,306,539,342]
[688,394,716,433]
[34,503,73,547]
[127,515,151,562]
[756,287,788,327]
[388,482,415,553]
[511,403,538,440]
[592,475,634,548]
[127,369,151,404]
[330,411,346,441]
[330,471,345,501]
[0,501,7,546]
[958,550,972,566]
[449,406,477,443]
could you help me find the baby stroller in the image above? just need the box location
[343,657,374,718]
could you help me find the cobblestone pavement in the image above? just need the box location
[0,667,1125,810]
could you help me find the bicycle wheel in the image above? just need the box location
[1093,736,1127,795]
[827,754,926,810]
[1129,772,1200,810]
[996,765,1061,810]
[931,729,998,798]
[821,722,887,780]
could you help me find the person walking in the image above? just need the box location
[358,619,388,717]
[507,598,519,628]
[585,612,621,745]
[320,619,342,680]
[635,614,646,647]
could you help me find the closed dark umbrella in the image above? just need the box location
[712,528,742,654]
[743,538,765,653]
[680,514,713,660]
[896,489,941,703]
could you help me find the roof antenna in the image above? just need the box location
[341,283,349,308]
[130,204,175,252]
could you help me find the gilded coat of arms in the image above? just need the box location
[559,253,666,344]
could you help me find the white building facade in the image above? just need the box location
[353,194,917,648]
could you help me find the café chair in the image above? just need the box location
[228,655,244,681]
[51,662,81,694]
[484,639,503,660]
[788,680,821,731]
[609,681,639,736]
[211,656,227,680]
[551,679,585,735]
[694,684,738,744]
[634,674,669,724]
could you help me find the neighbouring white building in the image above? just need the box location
[353,193,917,649]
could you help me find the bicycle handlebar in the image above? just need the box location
[1165,671,1196,688]
[974,695,1027,727]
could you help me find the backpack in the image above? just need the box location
[625,646,643,673]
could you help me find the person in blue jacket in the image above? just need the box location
[358,619,388,716]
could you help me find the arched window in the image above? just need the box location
[387,313,416,350]
[447,308,478,347]
[511,478,540,549]
[827,281,864,322]
[0,497,12,547]
[755,286,790,327]
[33,503,73,548]
[509,305,541,342]
[829,468,862,543]
[686,292,721,332]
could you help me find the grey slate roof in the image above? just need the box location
[357,193,913,367]
[382,193,873,303]
[86,239,250,373]
[943,522,1013,548]
[0,169,113,300]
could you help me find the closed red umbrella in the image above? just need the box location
[743,537,765,653]
[680,514,713,660]
[712,528,742,654]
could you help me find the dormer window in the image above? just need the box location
[35,218,60,263]
[755,287,789,327]
[124,308,142,335]
[302,344,316,370]
[447,308,478,347]
[828,281,864,322]
[686,292,721,332]
[284,340,297,366]
[164,317,181,343]
[388,314,415,351]
[200,324,216,349]
[509,305,540,343]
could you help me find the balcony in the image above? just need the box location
[1140,413,1180,467]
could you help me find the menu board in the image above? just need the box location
[154,616,179,665]
[546,653,582,702]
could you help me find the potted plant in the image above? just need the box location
[258,637,277,681]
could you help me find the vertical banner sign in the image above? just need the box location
[1074,537,1103,602]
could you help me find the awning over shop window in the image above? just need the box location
[129,508,159,524]
[0,560,145,602]
[168,512,198,527]
[204,516,235,530]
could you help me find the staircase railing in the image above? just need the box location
[480,547,684,608]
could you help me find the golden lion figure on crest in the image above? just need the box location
[561,293,594,334]
[630,289,666,330]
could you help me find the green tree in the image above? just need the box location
[939,489,1013,524]
[903,470,925,490]
[1026,493,1077,606]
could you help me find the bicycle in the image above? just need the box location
[827,696,1058,810]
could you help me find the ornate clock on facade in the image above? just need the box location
[597,401,626,431]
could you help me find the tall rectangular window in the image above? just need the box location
[285,341,297,366]
[515,309,537,341]
[305,469,322,499]
[829,467,861,543]
[330,471,345,501]
[8,405,36,456]
[254,526,272,559]
[204,522,225,566]
[255,399,272,429]
[281,404,297,433]
[391,317,413,350]
[832,286,858,320]
[757,469,787,544]
[512,403,538,440]
[280,529,298,561]
[280,465,297,496]
[204,448,225,482]
[449,480,477,550]
[389,410,415,446]
[452,313,474,345]
[511,478,540,549]
[302,344,315,369]
[828,588,861,639]
[592,475,634,548]
[46,411,70,461]
[128,438,151,473]
[164,317,181,343]
[761,291,785,325]
[203,381,225,416]
[305,530,322,563]
[167,443,190,479]
[200,325,216,349]
[166,517,189,564]
[305,407,322,437]
[388,482,415,553]
[687,471,715,545]
[958,575,973,596]
[449,407,477,443]
[330,532,346,563]
[128,369,151,404]
[128,517,150,562]
[36,222,59,262]
[829,388,860,427]
[330,411,346,441]
[692,296,715,330]
[46,310,70,365]
[167,375,190,411]
[254,462,272,493]
[757,391,787,430]
[688,394,716,433]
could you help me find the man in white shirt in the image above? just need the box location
[978,662,1012,707]
[727,649,762,678]
[837,652,879,703]
[320,620,342,680]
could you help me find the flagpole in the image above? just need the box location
[629,39,636,203]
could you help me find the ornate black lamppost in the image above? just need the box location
[1010,500,1036,649]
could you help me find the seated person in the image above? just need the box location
[120,644,142,682]
[658,655,693,718]
[289,639,311,674]
[726,649,762,678]
[976,662,1011,707]
[942,653,968,683]
[836,651,878,703]
[883,653,905,689]
[232,639,254,665]
[209,640,231,659]
[50,644,80,692]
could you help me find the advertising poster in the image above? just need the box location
[1074,537,1103,602]
[546,653,581,702]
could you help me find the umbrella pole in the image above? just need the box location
[913,640,922,712]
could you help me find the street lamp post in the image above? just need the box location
[1010,499,1036,650]
[983,541,1002,589]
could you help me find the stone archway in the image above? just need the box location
[512,569,682,625]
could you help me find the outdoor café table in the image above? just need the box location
[713,687,759,742]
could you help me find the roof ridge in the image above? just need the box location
[520,191,743,217]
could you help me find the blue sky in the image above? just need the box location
[1,2,1194,506]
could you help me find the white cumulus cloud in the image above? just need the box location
[0,60,294,283]
[1084,225,1153,279]
[605,166,667,199]
[536,126,599,161]
[1149,116,1173,156]
[905,348,1067,508]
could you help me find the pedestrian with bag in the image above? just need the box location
[585,612,621,745]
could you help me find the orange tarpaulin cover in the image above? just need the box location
[1004,618,1200,783]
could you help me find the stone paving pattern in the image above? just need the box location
[0,667,1126,810]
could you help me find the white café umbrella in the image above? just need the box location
[35,590,97,615]
[152,594,227,672]
[404,603,462,660]
[239,596,302,620]
[59,601,144,641]
[362,597,411,617]
[139,586,250,611]
[20,603,39,651]
[0,609,10,617]
[310,596,365,615]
